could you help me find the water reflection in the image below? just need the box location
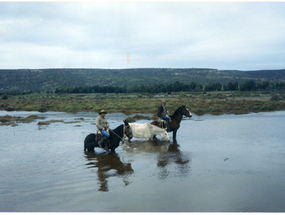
[123,140,191,180]
[122,140,170,153]
[84,151,134,192]
[157,140,191,180]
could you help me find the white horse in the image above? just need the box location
[127,123,170,141]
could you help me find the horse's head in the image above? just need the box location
[161,129,170,141]
[124,120,133,139]
[181,105,192,118]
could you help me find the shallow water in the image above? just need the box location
[0,110,285,212]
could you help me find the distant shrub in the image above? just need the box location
[5,106,15,111]
[194,108,205,116]
[38,106,47,112]
[270,94,283,101]
[125,117,136,123]
[1,94,8,100]
[178,93,187,98]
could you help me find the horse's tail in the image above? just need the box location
[84,133,96,151]
[84,142,87,151]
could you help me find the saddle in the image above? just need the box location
[157,118,169,129]
[95,130,102,141]
[157,117,172,132]
[157,118,164,128]
[95,129,110,141]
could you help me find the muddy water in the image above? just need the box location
[1,110,285,212]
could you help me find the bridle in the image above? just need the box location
[109,124,132,143]
[180,106,192,119]
[124,124,132,139]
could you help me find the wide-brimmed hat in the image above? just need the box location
[162,100,166,103]
[99,110,107,114]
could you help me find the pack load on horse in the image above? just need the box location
[84,120,133,152]
[151,105,192,140]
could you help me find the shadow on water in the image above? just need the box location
[123,139,192,180]
[84,140,191,192]
[84,151,134,192]
[122,139,171,153]
[157,140,192,180]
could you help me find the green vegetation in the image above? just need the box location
[1,68,285,117]
[0,114,46,126]
[1,68,285,94]
[1,94,8,100]
[37,120,64,125]
[0,91,284,116]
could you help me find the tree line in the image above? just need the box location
[53,81,203,94]
[54,80,285,94]
[1,80,285,96]
[203,80,284,91]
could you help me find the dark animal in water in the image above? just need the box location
[84,120,133,152]
[151,105,192,140]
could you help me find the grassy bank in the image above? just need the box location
[1,91,285,116]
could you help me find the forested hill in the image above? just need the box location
[1,68,285,92]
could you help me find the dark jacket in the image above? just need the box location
[157,105,167,118]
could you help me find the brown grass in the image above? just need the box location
[1,91,285,116]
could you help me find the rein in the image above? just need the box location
[109,124,128,143]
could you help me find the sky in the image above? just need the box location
[1,1,285,71]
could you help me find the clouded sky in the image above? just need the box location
[1,1,285,70]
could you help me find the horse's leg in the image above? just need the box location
[87,143,95,151]
[173,129,177,140]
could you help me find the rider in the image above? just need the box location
[157,100,171,130]
[95,110,110,150]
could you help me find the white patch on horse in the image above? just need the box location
[128,123,170,141]
[186,108,192,117]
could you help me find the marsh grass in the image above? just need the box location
[1,91,285,115]
[0,115,46,126]
[37,120,64,125]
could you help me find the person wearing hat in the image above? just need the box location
[157,100,171,129]
[95,110,110,149]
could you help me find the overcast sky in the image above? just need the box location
[1,1,285,70]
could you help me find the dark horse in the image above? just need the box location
[151,105,192,139]
[84,120,133,152]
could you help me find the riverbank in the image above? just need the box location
[1,91,285,116]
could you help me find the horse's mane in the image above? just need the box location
[112,124,124,134]
[173,106,183,116]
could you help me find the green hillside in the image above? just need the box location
[1,68,285,92]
